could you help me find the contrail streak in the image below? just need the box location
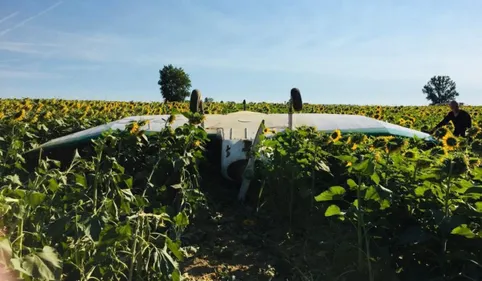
[0,1,63,37]
[0,12,19,24]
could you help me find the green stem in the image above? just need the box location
[413,164,418,182]
[289,170,294,232]
[93,147,103,215]
[362,220,374,281]
[17,218,24,257]
[443,161,453,254]
[443,162,453,218]
[17,216,24,280]
[128,215,143,281]
[356,175,364,273]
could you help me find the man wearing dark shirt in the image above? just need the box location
[430,101,472,137]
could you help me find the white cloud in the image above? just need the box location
[0,12,19,24]
[0,1,63,37]
[0,41,58,55]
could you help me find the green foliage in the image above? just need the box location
[1,98,482,280]
[0,120,207,281]
[422,75,460,105]
[254,128,482,280]
[158,64,192,102]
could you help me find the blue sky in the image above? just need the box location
[1,0,481,105]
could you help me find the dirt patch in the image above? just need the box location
[178,173,347,281]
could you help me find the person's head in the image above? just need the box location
[449,100,459,113]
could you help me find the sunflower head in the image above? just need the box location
[416,157,432,169]
[468,157,481,168]
[374,152,383,163]
[13,109,26,121]
[466,127,480,138]
[471,139,482,155]
[442,134,458,151]
[348,133,367,145]
[330,129,342,142]
[372,138,387,149]
[433,127,449,139]
[385,137,405,154]
[430,146,448,157]
[403,150,417,160]
[129,122,140,134]
[475,132,482,140]
[447,154,469,176]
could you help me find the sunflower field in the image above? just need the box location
[0,98,482,281]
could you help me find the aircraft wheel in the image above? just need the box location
[290,88,302,111]
[190,89,202,113]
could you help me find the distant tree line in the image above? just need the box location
[158,64,461,105]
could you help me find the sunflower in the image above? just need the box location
[374,152,383,163]
[468,157,481,168]
[466,127,480,138]
[403,150,417,160]
[416,158,432,169]
[372,138,387,149]
[430,146,447,156]
[471,139,482,155]
[330,129,342,142]
[475,132,482,140]
[385,137,405,154]
[30,115,38,123]
[263,127,270,134]
[14,109,26,121]
[442,134,458,151]
[130,122,140,134]
[447,154,469,176]
[433,127,449,139]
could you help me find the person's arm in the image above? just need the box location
[431,113,451,132]
[466,112,472,128]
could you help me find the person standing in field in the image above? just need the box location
[430,100,472,137]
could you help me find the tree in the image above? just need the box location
[204,97,214,103]
[158,64,191,102]
[422,75,459,105]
